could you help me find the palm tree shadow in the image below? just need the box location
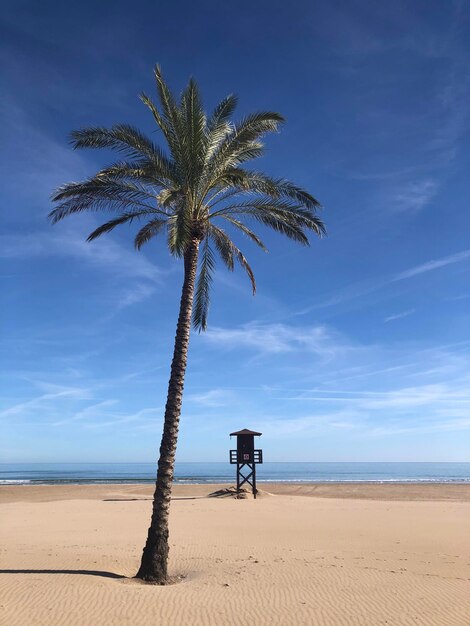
[102,497,203,501]
[0,569,125,579]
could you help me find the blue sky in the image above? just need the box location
[1,0,469,463]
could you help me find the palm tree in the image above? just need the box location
[50,66,325,584]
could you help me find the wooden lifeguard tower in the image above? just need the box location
[229,428,263,498]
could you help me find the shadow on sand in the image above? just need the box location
[102,496,204,501]
[0,569,125,579]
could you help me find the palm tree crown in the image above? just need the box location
[50,66,325,329]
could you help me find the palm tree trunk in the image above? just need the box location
[136,237,200,583]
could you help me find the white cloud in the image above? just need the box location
[52,400,119,426]
[0,100,89,205]
[393,249,470,281]
[117,282,159,309]
[83,406,162,429]
[1,102,162,311]
[205,322,350,360]
[299,248,470,314]
[384,309,415,323]
[258,380,470,438]
[0,226,162,283]
[448,293,470,301]
[0,385,91,419]
[393,179,438,212]
[187,389,235,407]
[358,384,453,410]
[255,411,361,437]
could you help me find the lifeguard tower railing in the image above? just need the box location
[229,449,263,464]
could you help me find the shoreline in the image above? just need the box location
[0,478,470,489]
[2,481,470,503]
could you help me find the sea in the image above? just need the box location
[0,462,469,485]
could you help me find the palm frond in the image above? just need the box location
[210,197,297,216]
[211,202,318,245]
[134,218,167,249]
[49,178,163,223]
[207,94,238,131]
[153,66,187,175]
[71,124,160,161]
[211,197,325,237]
[181,78,207,184]
[205,94,238,162]
[210,169,321,210]
[219,215,268,251]
[95,158,176,188]
[248,212,311,244]
[207,112,283,177]
[139,92,171,140]
[209,224,256,293]
[209,225,234,271]
[166,202,193,257]
[86,212,149,241]
[157,188,181,208]
[192,237,216,331]
[219,142,265,169]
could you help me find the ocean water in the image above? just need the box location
[0,462,469,485]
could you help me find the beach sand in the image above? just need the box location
[1,483,469,625]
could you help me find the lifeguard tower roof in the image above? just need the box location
[230,428,262,437]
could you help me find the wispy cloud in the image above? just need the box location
[358,384,456,410]
[0,100,88,204]
[83,406,162,429]
[393,249,470,281]
[384,309,415,323]
[52,400,119,426]
[331,2,469,225]
[117,282,159,309]
[448,293,470,301]
[257,379,470,438]
[0,100,162,312]
[254,411,360,437]
[205,322,351,360]
[298,248,470,314]
[0,385,91,419]
[187,389,235,408]
[392,179,439,213]
[0,226,162,283]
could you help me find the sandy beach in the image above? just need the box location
[1,483,469,625]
